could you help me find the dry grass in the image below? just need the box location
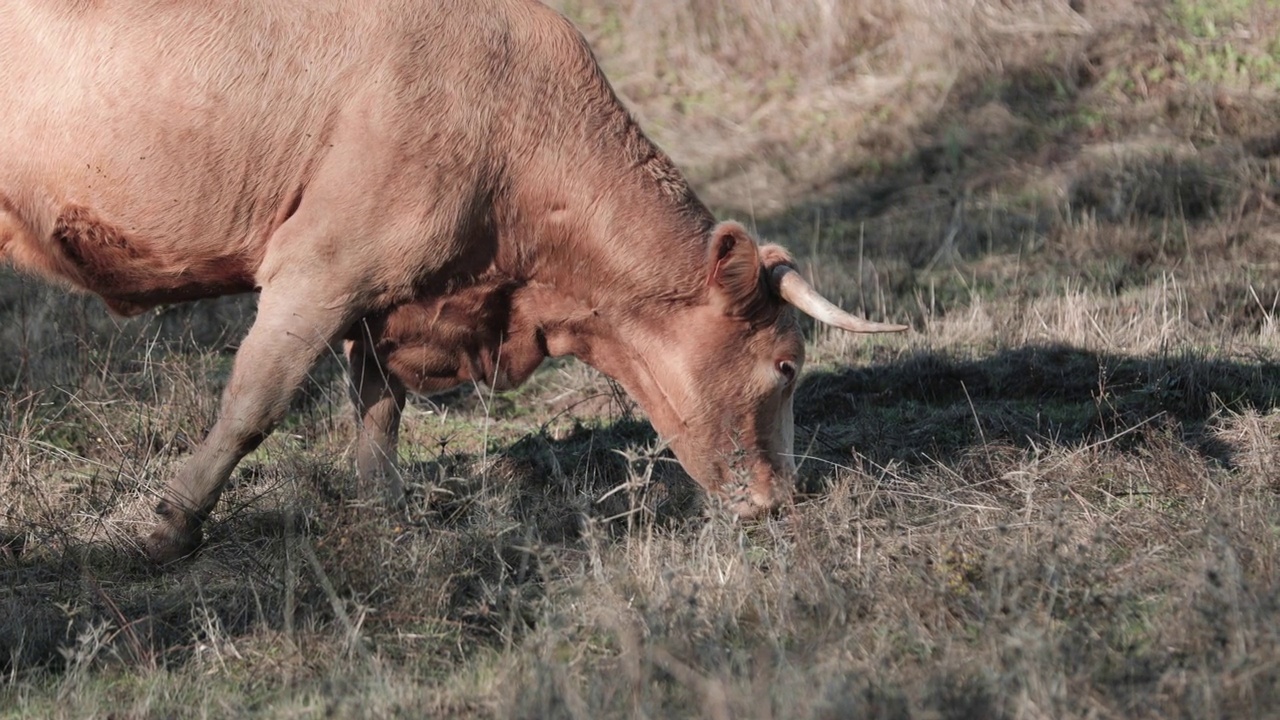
[4,0,1280,718]
[561,0,1094,213]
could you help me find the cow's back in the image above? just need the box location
[4,1,357,239]
[1,0,542,305]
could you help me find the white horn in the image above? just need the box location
[771,266,908,334]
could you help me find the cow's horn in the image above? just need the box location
[771,266,909,333]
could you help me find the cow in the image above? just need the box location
[0,0,906,563]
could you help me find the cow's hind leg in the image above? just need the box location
[345,326,407,505]
[143,276,361,563]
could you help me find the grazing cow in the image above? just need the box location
[0,0,906,562]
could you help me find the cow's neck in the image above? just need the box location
[512,97,716,295]
[505,126,716,441]
[484,48,724,431]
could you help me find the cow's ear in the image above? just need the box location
[707,221,763,311]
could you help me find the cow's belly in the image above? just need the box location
[1,197,258,315]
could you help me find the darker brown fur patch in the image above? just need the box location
[51,205,255,315]
[373,277,549,394]
[53,205,143,266]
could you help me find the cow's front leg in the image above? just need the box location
[143,283,358,563]
[345,331,407,505]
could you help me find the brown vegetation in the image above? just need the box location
[3,0,1279,717]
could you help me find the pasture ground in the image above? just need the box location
[3,1,1279,717]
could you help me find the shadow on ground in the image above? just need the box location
[795,343,1280,474]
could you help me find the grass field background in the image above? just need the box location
[2,0,1279,717]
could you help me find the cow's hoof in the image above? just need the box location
[142,513,203,565]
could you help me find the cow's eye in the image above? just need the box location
[776,359,797,384]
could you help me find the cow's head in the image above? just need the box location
[616,221,907,517]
